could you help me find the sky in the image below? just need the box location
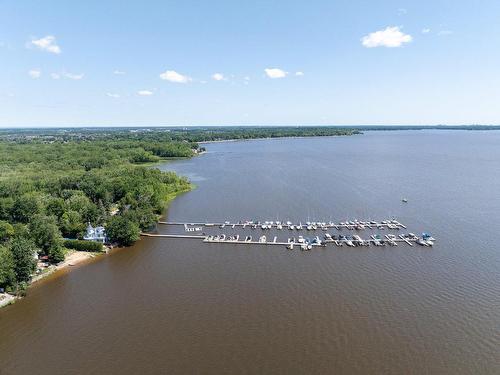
[1,0,500,127]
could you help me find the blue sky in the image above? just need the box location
[1,0,500,127]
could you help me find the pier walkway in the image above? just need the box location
[141,218,434,249]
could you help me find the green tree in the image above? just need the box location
[28,214,64,262]
[10,236,37,283]
[0,197,14,221]
[0,246,15,289]
[45,197,66,219]
[106,215,140,246]
[0,221,14,242]
[126,209,158,232]
[49,244,65,263]
[11,194,42,223]
[60,210,86,238]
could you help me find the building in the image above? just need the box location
[83,223,107,243]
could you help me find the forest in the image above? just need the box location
[0,126,357,293]
[0,133,194,293]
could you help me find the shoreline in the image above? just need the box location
[31,250,104,284]
[198,133,360,145]
[1,250,103,309]
[0,183,195,310]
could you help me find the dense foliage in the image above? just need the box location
[0,132,193,293]
[64,239,103,252]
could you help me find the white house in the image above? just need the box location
[83,223,107,243]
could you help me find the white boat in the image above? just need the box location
[416,238,428,246]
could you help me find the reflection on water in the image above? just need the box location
[1,131,499,375]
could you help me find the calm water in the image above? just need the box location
[1,131,499,374]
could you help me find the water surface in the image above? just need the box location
[1,131,499,374]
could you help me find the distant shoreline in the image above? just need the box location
[198,134,361,144]
[197,126,500,144]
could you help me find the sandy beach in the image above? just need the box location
[31,250,102,284]
[0,293,16,308]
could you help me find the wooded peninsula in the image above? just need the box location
[0,126,358,296]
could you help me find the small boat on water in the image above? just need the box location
[416,238,428,246]
[371,234,383,246]
[422,233,434,246]
[402,198,408,203]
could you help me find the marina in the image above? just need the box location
[159,218,408,230]
[143,219,435,249]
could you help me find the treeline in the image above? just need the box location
[0,126,359,145]
[0,135,193,293]
[166,126,360,142]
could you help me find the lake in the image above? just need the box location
[1,131,499,374]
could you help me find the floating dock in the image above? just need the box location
[159,219,407,230]
[143,218,434,249]
[140,232,434,249]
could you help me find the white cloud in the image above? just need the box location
[212,73,226,81]
[159,70,191,83]
[113,70,126,75]
[62,72,84,80]
[421,28,431,34]
[138,90,153,96]
[106,93,120,98]
[361,26,412,48]
[295,71,304,76]
[264,68,288,79]
[30,35,61,54]
[244,76,251,81]
[438,30,453,36]
[50,72,84,80]
[28,69,41,79]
